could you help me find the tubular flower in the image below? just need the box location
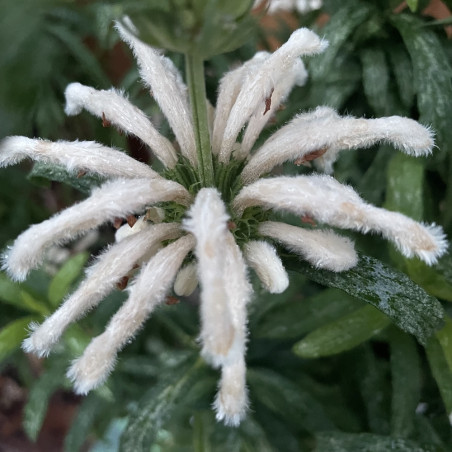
[0,23,447,427]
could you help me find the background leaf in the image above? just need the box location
[48,252,89,308]
[0,315,38,362]
[284,254,444,345]
[293,305,390,358]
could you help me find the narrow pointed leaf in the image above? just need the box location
[389,329,421,438]
[425,336,452,427]
[0,315,38,362]
[0,273,48,315]
[48,252,89,308]
[391,14,452,159]
[120,356,205,451]
[360,48,391,116]
[283,254,444,345]
[436,316,452,372]
[23,363,65,441]
[293,305,390,358]
[65,394,109,452]
[28,162,105,194]
[255,288,361,340]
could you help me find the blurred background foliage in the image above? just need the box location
[1,0,452,450]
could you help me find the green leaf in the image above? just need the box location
[293,305,390,358]
[63,324,91,356]
[0,273,48,315]
[391,15,452,158]
[314,431,441,452]
[404,254,452,302]
[284,254,444,345]
[385,154,452,301]
[389,329,421,438]
[385,153,424,221]
[248,368,335,432]
[436,316,452,372]
[387,45,414,110]
[0,315,37,362]
[46,23,109,87]
[406,0,419,12]
[65,394,109,452]
[28,162,105,194]
[358,345,390,435]
[425,335,452,426]
[360,48,391,116]
[48,252,89,308]
[120,356,205,451]
[23,362,64,441]
[310,1,373,80]
[254,288,361,340]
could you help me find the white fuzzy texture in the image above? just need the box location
[212,52,269,155]
[0,136,157,179]
[233,174,447,265]
[255,0,323,14]
[183,189,251,427]
[241,106,435,184]
[212,232,251,426]
[174,262,198,296]
[214,355,248,427]
[4,178,190,281]
[259,222,358,271]
[22,222,181,357]
[218,29,327,163]
[237,58,308,159]
[183,188,235,367]
[243,240,289,292]
[67,234,195,395]
[116,22,197,166]
[64,83,178,168]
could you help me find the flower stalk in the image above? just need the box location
[185,53,215,187]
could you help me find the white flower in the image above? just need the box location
[0,23,447,427]
[254,0,323,14]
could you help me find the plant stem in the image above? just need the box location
[185,53,214,187]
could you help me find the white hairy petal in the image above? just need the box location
[238,58,308,159]
[243,240,289,293]
[64,83,178,168]
[214,355,248,427]
[218,28,327,163]
[241,106,435,184]
[116,23,197,166]
[223,231,252,345]
[213,233,251,426]
[233,174,447,265]
[4,178,190,281]
[183,188,234,367]
[67,234,195,395]
[212,52,269,155]
[174,262,198,296]
[0,136,157,179]
[22,223,181,357]
[259,222,358,272]
[254,0,323,13]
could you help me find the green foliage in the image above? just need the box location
[48,252,89,307]
[284,254,444,345]
[293,305,391,358]
[116,0,257,58]
[0,316,39,362]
